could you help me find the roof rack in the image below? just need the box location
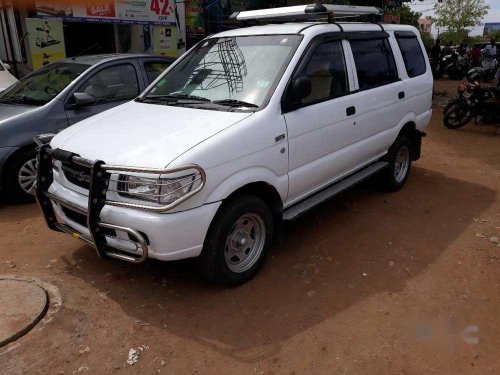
[230,3,382,23]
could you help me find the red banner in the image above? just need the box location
[86,1,116,18]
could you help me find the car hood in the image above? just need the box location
[51,101,253,169]
[0,103,38,122]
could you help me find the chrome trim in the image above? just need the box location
[53,222,149,264]
[103,163,206,213]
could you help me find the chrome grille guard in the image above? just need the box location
[35,144,205,264]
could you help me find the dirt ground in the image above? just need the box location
[1,79,499,374]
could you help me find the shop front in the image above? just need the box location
[0,0,190,74]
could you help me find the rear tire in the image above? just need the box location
[197,195,274,286]
[3,148,37,203]
[378,136,412,192]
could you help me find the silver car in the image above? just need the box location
[0,54,173,201]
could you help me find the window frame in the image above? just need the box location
[395,32,427,78]
[282,33,353,112]
[348,37,400,92]
[70,62,140,107]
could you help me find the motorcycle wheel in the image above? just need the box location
[443,103,473,129]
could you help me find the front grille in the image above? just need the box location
[60,206,115,237]
[61,162,91,190]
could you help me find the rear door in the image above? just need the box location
[393,31,432,121]
[64,60,142,125]
[344,33,406,160]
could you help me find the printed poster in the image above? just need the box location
[26,18,66,70]
[36,0,181,26]
[185,0,204,36]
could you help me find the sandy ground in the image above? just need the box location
[0,79,499,374]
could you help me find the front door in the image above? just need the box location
[284,38,359,204]
[65,63,141,125]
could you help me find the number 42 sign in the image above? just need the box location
[151,0,172,16]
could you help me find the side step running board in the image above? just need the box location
[283,161,389,221]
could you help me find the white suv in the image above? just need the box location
[36,5,433,285]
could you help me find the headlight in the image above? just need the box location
[118,173,200,205]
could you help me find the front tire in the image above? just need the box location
[378,136,412,192]
[3,148,37,202]
[197,195,274,286]
[443,103,473,129]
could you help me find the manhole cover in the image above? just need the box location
[0,280,48,347]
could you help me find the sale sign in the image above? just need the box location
[86,1,116,18]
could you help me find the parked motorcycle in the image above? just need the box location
[441,52,470,80]
[443,71,500,130]
[468,64,499,83]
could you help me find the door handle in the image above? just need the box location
[398,91,405,99]
[275,134,286,143]
[346,106,356,116]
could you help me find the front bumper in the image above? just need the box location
[36,145,219,263]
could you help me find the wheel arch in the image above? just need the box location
[1,143,37,190]
[395,121,423,161]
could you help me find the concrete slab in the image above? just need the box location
[0,280,48,347]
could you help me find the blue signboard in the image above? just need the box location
[484,23,500,35]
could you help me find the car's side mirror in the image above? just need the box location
[72,92,97,107]
[4,63,11,71]
[284,76,312,112]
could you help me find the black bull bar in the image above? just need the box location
[35,144,149,264]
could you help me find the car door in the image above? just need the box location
[283,36,360,204]
[344,34,405,161]
[64,61,142,125]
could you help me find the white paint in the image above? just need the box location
[48,22,433,262]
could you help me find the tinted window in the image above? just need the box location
[144,61,170,83]
[295,40,348,105]
[77,64,139,103]
[350,38,398,90]
[397,36,426,77]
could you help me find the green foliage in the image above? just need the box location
[485,30,500,41]
[438,29,485,46]
[399,4,421,27]
[434,0,490,41]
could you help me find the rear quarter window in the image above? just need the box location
[396,36,427,78]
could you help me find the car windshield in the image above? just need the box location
[142,34,302,110]
[0,62,90,106]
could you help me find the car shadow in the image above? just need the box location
[60,167,495,361]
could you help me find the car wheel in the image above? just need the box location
[378,136,412,192]
[4,148,38,202]
[197,195,274,286]
[443,103,473,129]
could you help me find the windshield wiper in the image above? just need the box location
[139,93,211,103]
[212,99,259,108]
[0,96,46,105]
